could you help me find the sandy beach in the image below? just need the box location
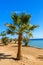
[0,42,43,65]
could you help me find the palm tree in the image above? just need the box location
[5,12,38,60]
[0,31,9,45]
[0,31,6,37]
[23,31,33,46]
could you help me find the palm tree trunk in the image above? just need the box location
[17,33,22,60]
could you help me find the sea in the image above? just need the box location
[23,39,43,48]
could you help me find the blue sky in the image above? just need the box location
[0,0,43,38]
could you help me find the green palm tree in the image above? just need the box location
[5,12,38,60]
[0,31,6,37]
[0,31,9,45]
[23,31,33,46]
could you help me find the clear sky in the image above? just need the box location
[0,0,43,38]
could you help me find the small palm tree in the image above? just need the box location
[5,12,38,60]
[23,31,33,46]
[0,31,9,45]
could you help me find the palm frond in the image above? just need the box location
[12,13,20,25]
[29,25,39,30]
[0,31,6,36]
[6,29,14,35]
[5,24,16,30]
[26,31,33,37]
[20,24,31,32]
[20,13,31,24]
[6,29,19,35]
[12,13,18,22]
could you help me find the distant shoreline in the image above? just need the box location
[29,38,43,40]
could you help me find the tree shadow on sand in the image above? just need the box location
[0,53,18,61]
[37,55,43,61]
[0,44,4,46]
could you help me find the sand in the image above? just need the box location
[0,43,43,65]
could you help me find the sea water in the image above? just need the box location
[29,39,43,48]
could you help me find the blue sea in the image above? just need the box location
[29,39,43,48]
[23,39,43,48]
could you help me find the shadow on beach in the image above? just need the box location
[37,55,43,60]
[0,43,4,46]
[0,53,18,61]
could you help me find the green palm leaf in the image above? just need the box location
[0,31,6,36]
[20,13,31,24]
[6,29,14,35]
[27,31,33,37]
[12,13,20,25]
[29,25,39,30]
[5,24,16,30]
